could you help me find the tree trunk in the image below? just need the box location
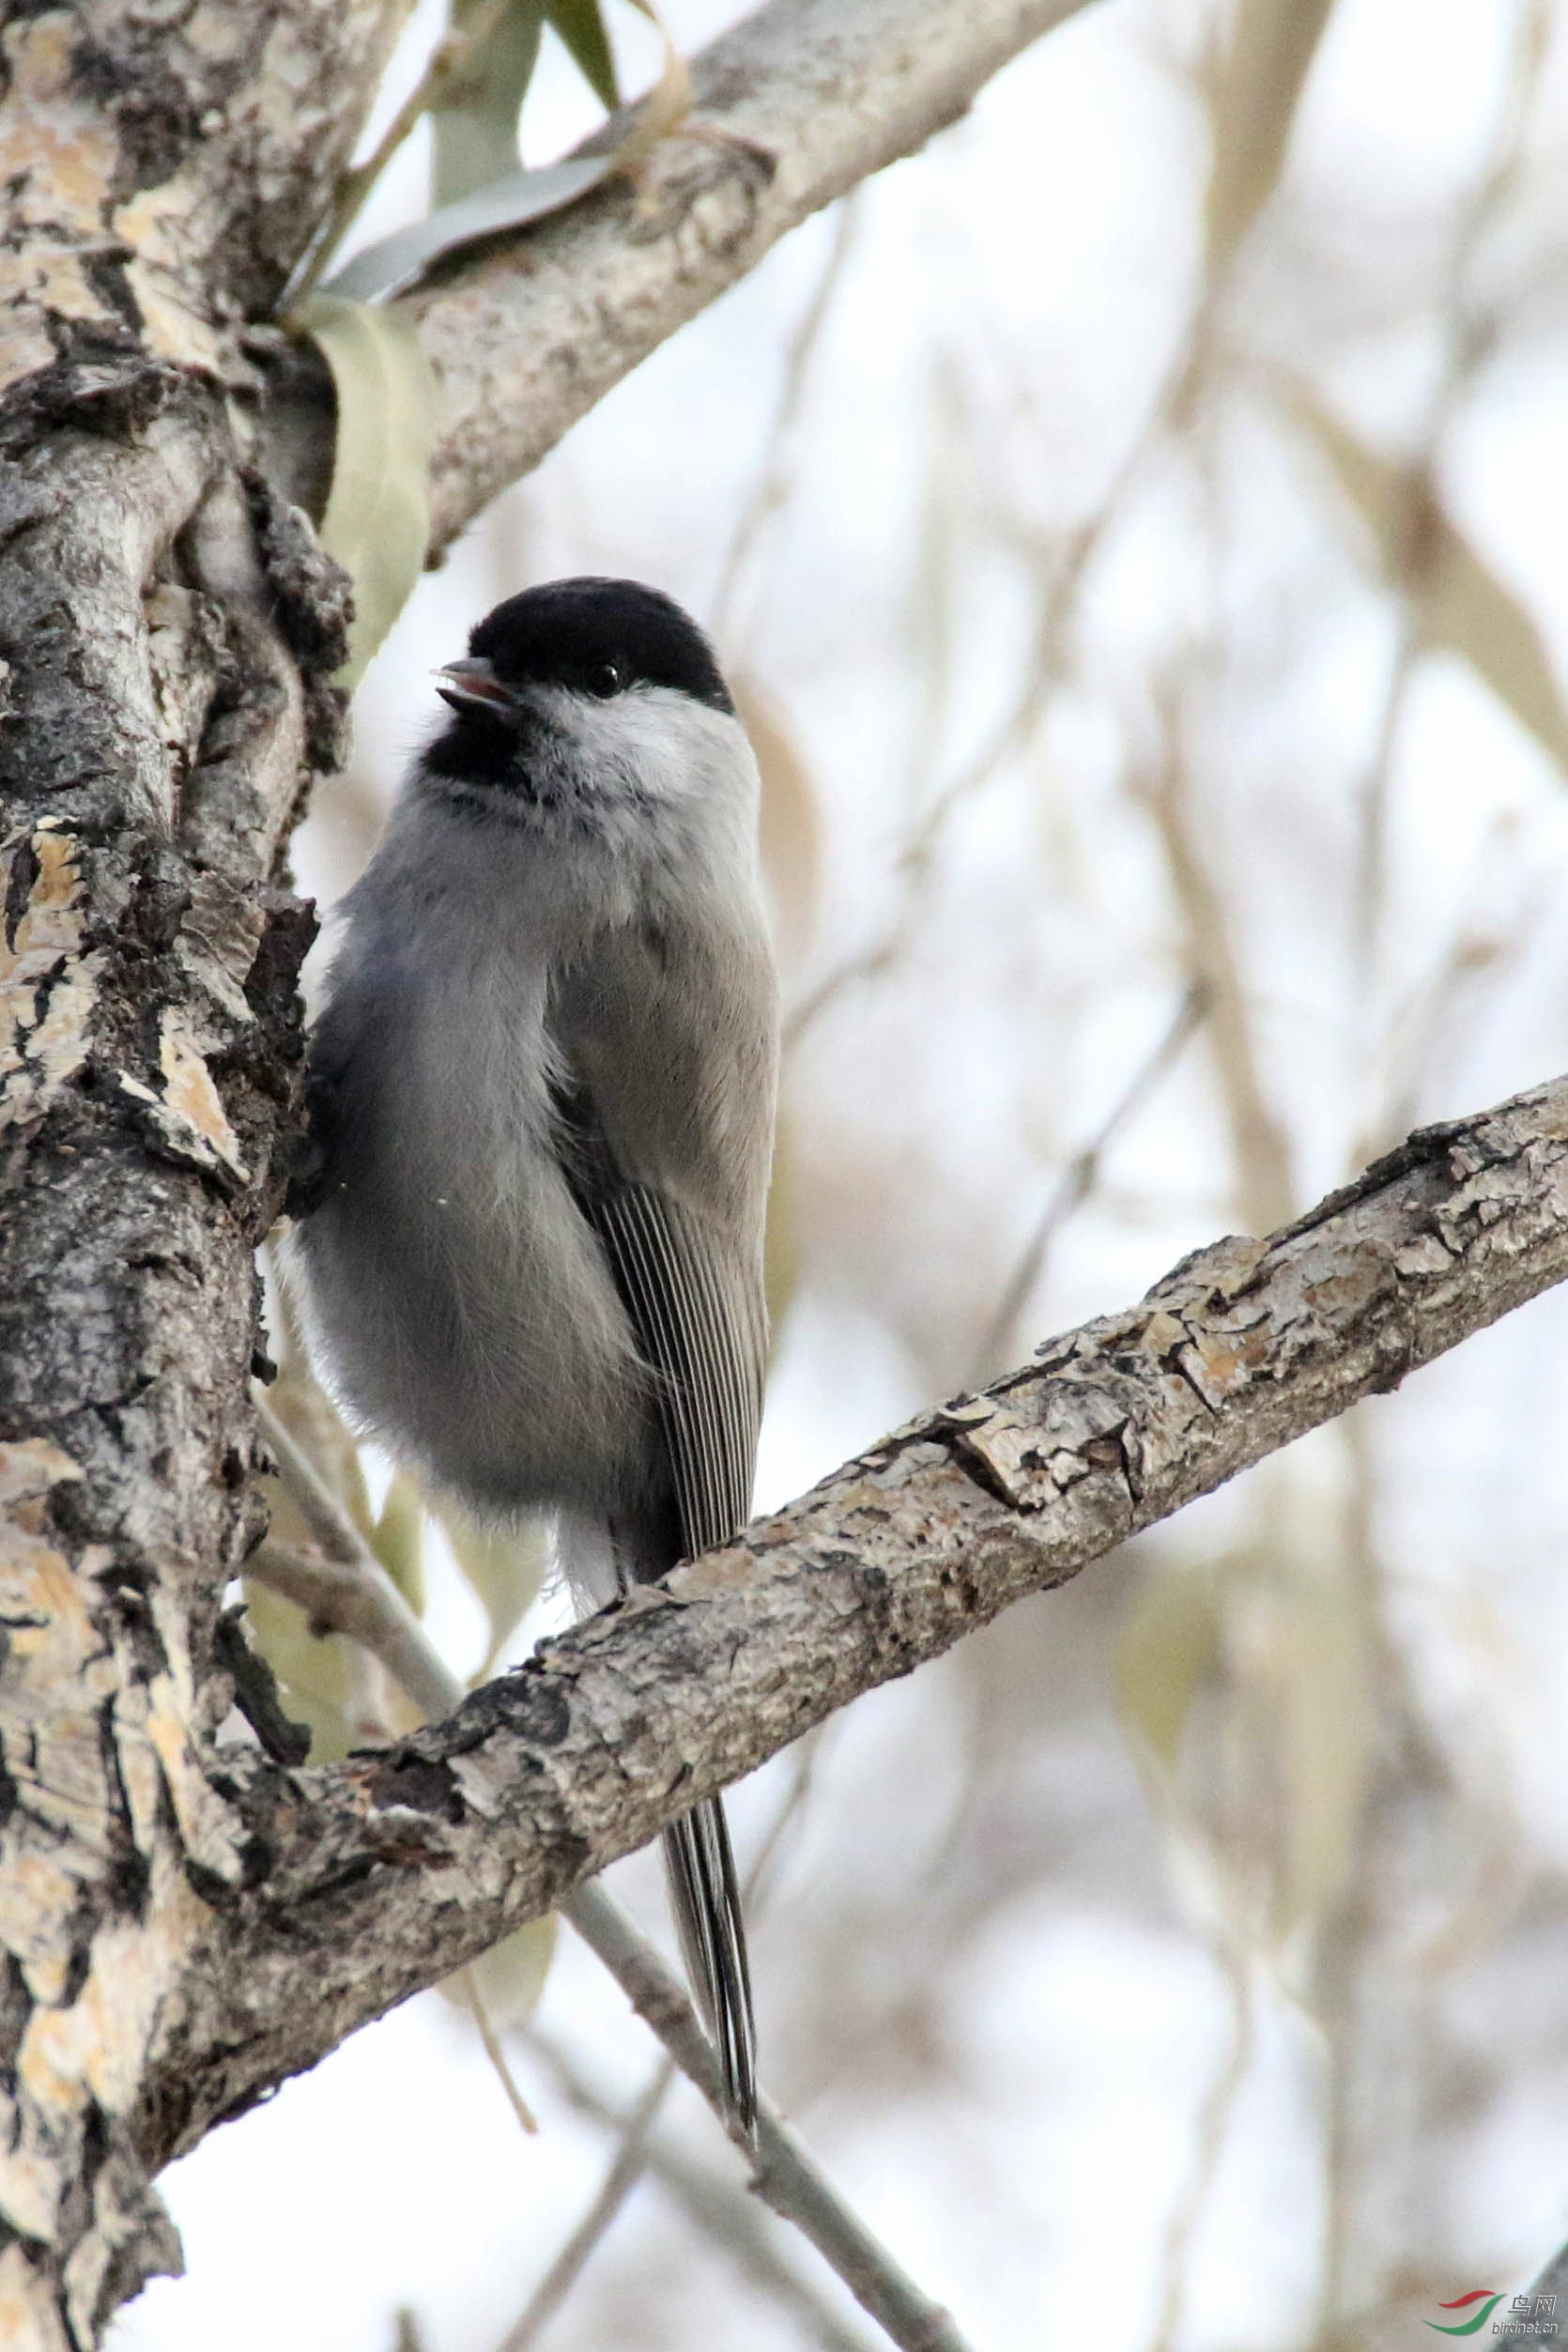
[0,3,405,2331]
[3,3,1565,2345]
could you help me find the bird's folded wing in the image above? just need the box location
[548,1072,764,1563]
[590,1182,761,1559]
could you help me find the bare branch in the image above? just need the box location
[709,190,862,651]
[251,1401,457,1723]
[514,2032,877,2352]
[563,1888,975,2352]
[1146,710,1298,1234]
[495,2055,673,2351]
[406,0,1101,548]
[1147,1951,1254,2352]
[147,1070,1568,2160]
[494,1746,824,2346]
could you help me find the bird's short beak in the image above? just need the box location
[434,656,519,718]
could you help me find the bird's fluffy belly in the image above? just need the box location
[294,1073,658,1518]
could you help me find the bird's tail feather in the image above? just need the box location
[663,1796,756,2134]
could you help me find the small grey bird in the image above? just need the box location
[290,576,778,2128]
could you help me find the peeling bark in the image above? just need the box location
[0,395,339,2345]
[149,1076,1568,2162]
[0,3,391,2334]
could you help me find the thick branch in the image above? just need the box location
[155,1071,1568,2148]
[407,0,1100,548]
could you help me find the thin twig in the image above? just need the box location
[254,1393,976,2352]
[494,1729,825,2344]
[566,1883,974,2352]
[710,194,861,652]
[495,2058,672,2351]
[1351,0,1550,1050]
[1145,705,1296,1237]
[967,981,1208,1383]
[783,334,1191,1056]
[392,2308,431,2352]
[519,2030,876,2352]
[1146,1948,1254,2352]
[464,1968,539,2135]
[1318,23,1557,2319]
[252,1401,456,1724]
[291,0,521,300]
[500,1721,832,2342]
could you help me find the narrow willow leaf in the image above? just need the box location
[1115,1560,1223,1776]
[242,1578,358,1765]
[294,294,438,686]
[547,0,619,110]
[318,0,683,307]
[443,1916,559,2030]
[318,155,614,304]
[433,0,545,207]
[1425,532,1568,776]
[372,1471,426,1615]
[1265,1576,1374,1940]
[1296,387,1568,773]
[438,1506,551,1675]
[1206,0,1337,265]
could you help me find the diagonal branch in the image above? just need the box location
[510,2034,874,2352]
[152,1068,1568,2160]
[248,1402,975,2352]
[403,0,1103,548]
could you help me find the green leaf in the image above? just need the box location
[372,1471,426,1615]
[241,1578,358,1764]
[316,0,684,309]
[438,1506,551,1675]
[318,155,615,304]
[1115,1559,1223,1776]
[293,294,438,687]
[433,0,546,206]
[546,0,619,110]
[444,1915,559,2028]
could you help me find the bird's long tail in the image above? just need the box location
[663,1795,756,2134]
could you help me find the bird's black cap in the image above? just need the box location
[469,576,734,714]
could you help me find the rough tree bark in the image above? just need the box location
[0,2,1561,2347]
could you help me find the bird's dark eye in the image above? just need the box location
[587,660,623,699]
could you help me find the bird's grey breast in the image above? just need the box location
[293,819,654,1515]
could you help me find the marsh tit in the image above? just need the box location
[291,576,778,2129]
